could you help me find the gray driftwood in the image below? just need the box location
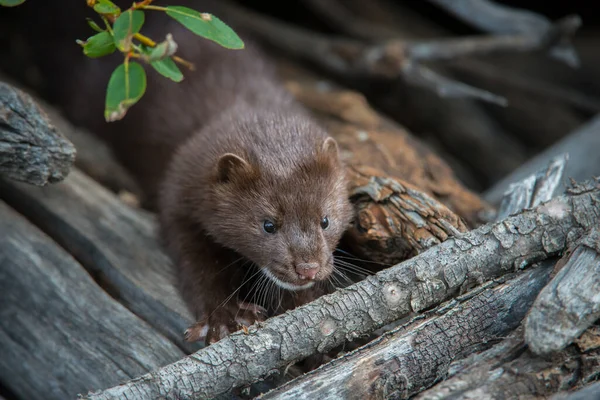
[525,226,600,355]
[494,153,568,221]
[0,170,199,354]
[83,179,600,400]
[414,324,600,399]
[260,156,569,399]
[0,201,184,400]
[485,114,600,206]
[0,81,75,185]
[0,73,140,196]
[259,264,553,399]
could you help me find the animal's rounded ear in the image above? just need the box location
[321,137,339,158]
[216,153,252,183]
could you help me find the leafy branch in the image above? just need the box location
[0,0,245,122]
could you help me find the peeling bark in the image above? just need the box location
[0,81,75,185]
[83,180,600,400]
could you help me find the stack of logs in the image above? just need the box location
[1,0,600,399]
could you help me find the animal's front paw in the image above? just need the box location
[184,302,267,344]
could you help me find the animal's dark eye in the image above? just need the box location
[263,220,276,234]
[320,216,329,230]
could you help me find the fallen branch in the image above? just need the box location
[259,264,554,399]
[0,170,199,355]
[428,0,581,67]
[525,226,600,355]
[0,81,75,185]
[0,201,184,399]
[447,59,600,114]
[83,179,600,400]
[484,114,600,206]
[218,1,579,105]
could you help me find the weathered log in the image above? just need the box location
[260,155,570,398]
[259,263,553,399]
[485,114,600,206]
[0,73,140,197]
[525,226,600,356]
[0,81,75,185]
[83,179,599,400]
[495,153,568,221]
[343,165,467,265]
[0,170,200,354]
[0,201,184,400]
[414,324,600,399]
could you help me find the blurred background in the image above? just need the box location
[1,0,599,199]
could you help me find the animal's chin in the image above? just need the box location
[260,268,317,291]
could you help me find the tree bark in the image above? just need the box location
[525,227,600,355]
[259,264,554,399]
[0,81,75,185]
[414,324,600,399]
[83,179,600,400]
[0,201,184,400]
[0,73,140,196]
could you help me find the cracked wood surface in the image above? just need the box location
[0,201,184,400]
[83,180,600,400]
[0,170,199,355]
[259,264,553,399]
[414,323,600,399]
[525,226,600,356]
[0,81,75,185]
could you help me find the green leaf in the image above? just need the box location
[0,0,26,6]
[165,6,244,49]
[112,9,145,51]
[86,18,104,33]
[105,61,147,122]
[150,58,183,82]
[139,44,183,82]
[83,31,116,58]
[93,0,120,14]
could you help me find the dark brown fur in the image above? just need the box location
[4,5,355,344]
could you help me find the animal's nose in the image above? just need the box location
[296,263,320,280]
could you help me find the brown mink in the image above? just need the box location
[9,4,355,344]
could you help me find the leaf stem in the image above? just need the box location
[172,56,195,71]
[134,33,156,47]
[139,5,166,12]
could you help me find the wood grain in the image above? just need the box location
[84,179,600,400]
[0,170,199,354]
[0,201,184,400]
[0,81,75,185]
